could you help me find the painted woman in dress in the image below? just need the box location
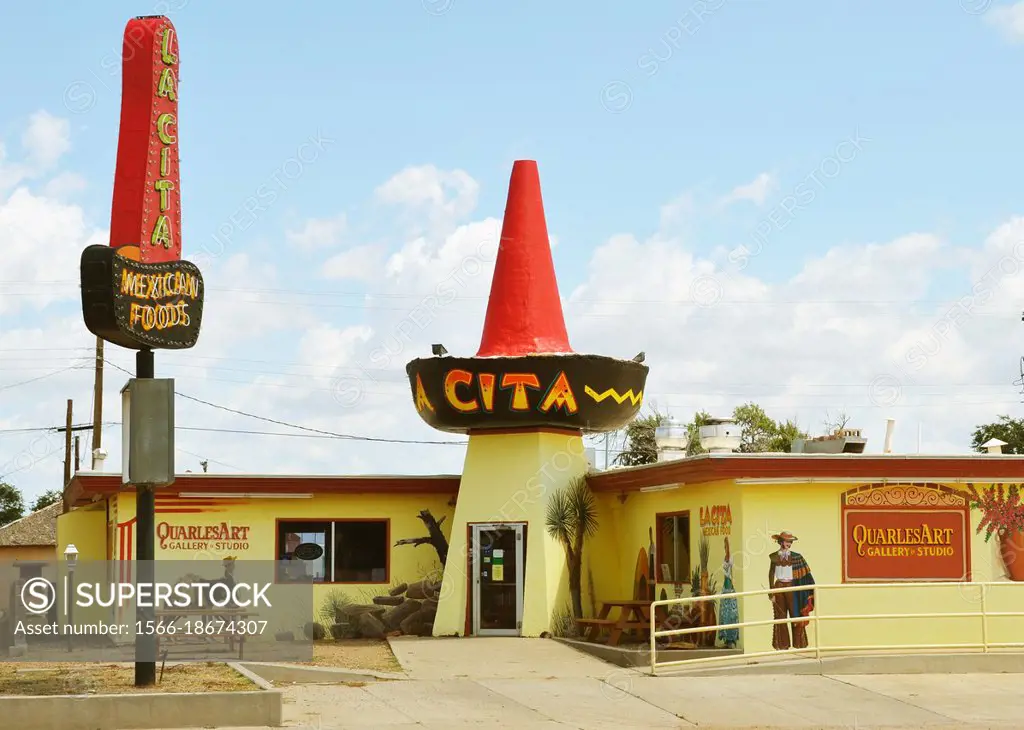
[717,536,739,648]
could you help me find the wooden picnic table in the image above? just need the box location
[152,608,259,660]
[576,600,652,647]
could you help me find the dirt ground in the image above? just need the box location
[0,661,256,696]
[304,639,402,673]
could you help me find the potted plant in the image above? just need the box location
[967,482,1024,581]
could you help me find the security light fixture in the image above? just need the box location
[432,343,448,357]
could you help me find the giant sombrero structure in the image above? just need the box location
[406,160,648,433]
[409,160,649,636]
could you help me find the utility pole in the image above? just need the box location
[74,436,80,473]
[92,337,104,469]
[63,400,73,488]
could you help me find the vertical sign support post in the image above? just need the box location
[135,347,155,687]
[80,16,203,688]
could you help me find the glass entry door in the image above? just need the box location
[471,523,525,636]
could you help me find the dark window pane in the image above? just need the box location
[333,521,388,583]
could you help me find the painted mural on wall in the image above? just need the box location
[841,483,970,582]
[768,531,815,651]
[717,536,739,648]
[966,482,1024,581]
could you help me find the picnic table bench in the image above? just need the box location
[152,608,259,660]
[577,600,652,647]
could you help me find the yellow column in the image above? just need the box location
[432,429,589,636]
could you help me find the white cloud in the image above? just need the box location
[43,172,87,198]
[286,213,347,249]
[719,172,777,208]
[375,165,479,228]
[987,2,1024,42]
[322,244,385,280]
[0,187,107,315]
[22,111,71,168]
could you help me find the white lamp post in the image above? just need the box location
[64,543,78,652]
[654,418,689,462]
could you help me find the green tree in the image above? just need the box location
[0,481,25,526]
[687,402,808,455]
[545,476,599,619]
[613,410,665,466]
[31,489,62,512]
[971,415,1024,455]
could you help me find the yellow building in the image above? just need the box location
[57,450,1024,656]
[585,451,1024,655]
[60,473,459,634]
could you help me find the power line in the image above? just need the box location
[101,358,465,446]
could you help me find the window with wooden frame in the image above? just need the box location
[277,519,389,584]
[655,511,691,584]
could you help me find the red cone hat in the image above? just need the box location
[476,161,573,357]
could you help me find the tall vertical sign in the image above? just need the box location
[78,15,206,687]
[81,15,204,349]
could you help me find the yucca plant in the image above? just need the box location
[546,476,599,619]
[698,534,711,574]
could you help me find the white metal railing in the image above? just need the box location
[648,581,1024,675]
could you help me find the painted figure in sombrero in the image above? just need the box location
[767,531,815,650]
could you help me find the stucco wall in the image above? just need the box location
[736,480,1014,655]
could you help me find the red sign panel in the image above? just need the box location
[843,509,969,582]
[109,16,181,264]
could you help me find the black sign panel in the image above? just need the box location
[293,542,325,561]
[80,245,204,350]
[406,353,649,434]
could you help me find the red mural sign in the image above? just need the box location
[843,509,969,581]
[109,16,181,264]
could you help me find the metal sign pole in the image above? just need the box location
[134,347,156,687]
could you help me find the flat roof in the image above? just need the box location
[63,452,1024,506]
[587,452,1024,493]
[65,472,462,507]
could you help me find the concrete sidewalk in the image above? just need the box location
[153,639,1024,728]
[156,672,1024,729]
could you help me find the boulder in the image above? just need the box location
[330,623,358,640]
[303,622,327,640]
[406,580,442,600]
[382,599,421,631]
[337,604,386,622]
[421,598,438,612]
[372,595,405,606]
[388,583,408,596]
[400,607,437,637]
[357,612,387,640]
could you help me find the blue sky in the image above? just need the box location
[2,1,1024,502]
[3,1,1021,285]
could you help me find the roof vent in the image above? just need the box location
[699,418,742,454]
[981,438,1008,455]
[655,417,689,461]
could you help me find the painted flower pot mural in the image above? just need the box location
[967,483,1024,581]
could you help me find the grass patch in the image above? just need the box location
[0,661,256,696]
